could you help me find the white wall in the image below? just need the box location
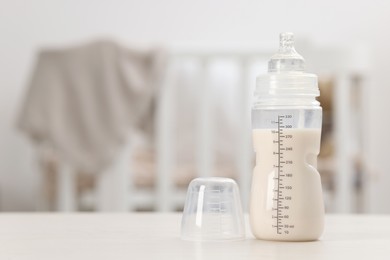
[1,0,390,211]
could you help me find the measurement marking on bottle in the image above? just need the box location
[272,114,294,235]
[277,115,282,233]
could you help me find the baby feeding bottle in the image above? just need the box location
[250,32,324,241]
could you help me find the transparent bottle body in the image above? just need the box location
[250,104,324,241]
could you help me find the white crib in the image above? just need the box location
[41,42,370,213]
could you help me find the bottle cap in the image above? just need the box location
[181,177,245,241]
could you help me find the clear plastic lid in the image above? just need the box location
[255,32,319,100]
[181,177,245,241]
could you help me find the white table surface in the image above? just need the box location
[0,213,390,259]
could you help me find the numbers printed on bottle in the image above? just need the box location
[269,113,300,237]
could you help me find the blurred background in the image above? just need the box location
[0,0,389,213]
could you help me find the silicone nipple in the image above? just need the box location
[268,32,305,73]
